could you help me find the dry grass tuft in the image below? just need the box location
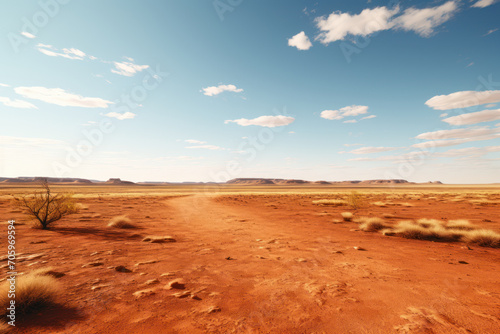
[107,216,135,229]
[312,199,347,206]
[461,230,500,248]
[358,217,388,232]
[341,212,354,222]
[445,219,476,231]
[392,221,461,242]
[416,219,443,229]
[0,272,61,318]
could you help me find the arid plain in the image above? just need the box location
[1,183,500,333]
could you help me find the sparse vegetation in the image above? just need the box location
[0,270,61,320]
[14,180,78,229]
[461,230,500,248]
[357,217,388,232]
[347,191,364,210]
[312,199,347,206]
[108,215,135,228]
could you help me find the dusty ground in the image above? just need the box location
[1,185,500,333]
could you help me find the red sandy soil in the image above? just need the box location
[1,191,500,333]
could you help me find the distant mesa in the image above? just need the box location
[225,178,432,185]
[0,177,93,184]
[226,178,275,185]
[105,178,135,185]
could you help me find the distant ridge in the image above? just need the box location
[0,177,444,185]
[225,178,429,185]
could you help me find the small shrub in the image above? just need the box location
[347,191,364,210]
[392,221,460,242]
[341,212,354,222]
[14,180,78,229]
[108,216,135,229]
[462,230,500,248]
[358,217,388,232]
[0,272,61,318]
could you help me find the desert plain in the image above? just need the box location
[1,183,500,333]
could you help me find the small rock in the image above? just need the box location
[256,256,266,259]
[133,289,156,298]
[267,239,277,244]
[90,252,100,256]
[458,261,469,264]
[91,284,110,291]
[135,260,159,266]
[43,270,65,278]
[333,251,343,254]
[256,239,262,242]
[296,258,307,263]
[207,306,221,314]
[142,236,176,243]
[143,279,160,286]
[166,279,185,290]
[353,246,366,251]
[139,273,147,276]
[191,294,202,300]
[225,257,234,260]
[172,291,191,298]
[208,292,220,297]
[82,262,104,268]
[160,272,175,277]
[115,265,132,273]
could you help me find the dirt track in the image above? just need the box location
[4,193,500,333]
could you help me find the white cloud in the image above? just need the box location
[111,61,149,77]
[315,6,399,44]
[37,44,89,60]
[225,115,295,128]
[425,90,500,110]
[0,83,10,87]
[0,97,37,109]
[288,31,313,50]
[472,0,496,8]
[201,84,243,96]
[484,28,498,36]
[361,115,376,120]
[393,1,458,37]
[321,105,368,120]
[21,31,36,39]
[416,126,500,140]
[105,112,136,120]
[412,133,500,149]
[343,119,358,123]
[288,131,295,134]
[186,145,226,150]
[349,146,400,154]
[15,86,113,108]
[436,145,500,158]
[185,139,207,144]
[440,113,449,117]
[344,143,363,147]
[442,109,500,125]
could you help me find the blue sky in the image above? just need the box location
[1,0,499,183]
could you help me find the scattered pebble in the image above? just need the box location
[353,247,366,251]
[160,272,176,277]
[142,236,176,243]
[296,258,307,263]
[133,289,156,298]
[135,260,159,266]
[143,279,160,286]
[207,306,221,314]
[166,279,185,290]
[82,262,104,268]
[91,284,110,291]
[115,265,132,273]
[172,291,191,298]
[458,261,469,264]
